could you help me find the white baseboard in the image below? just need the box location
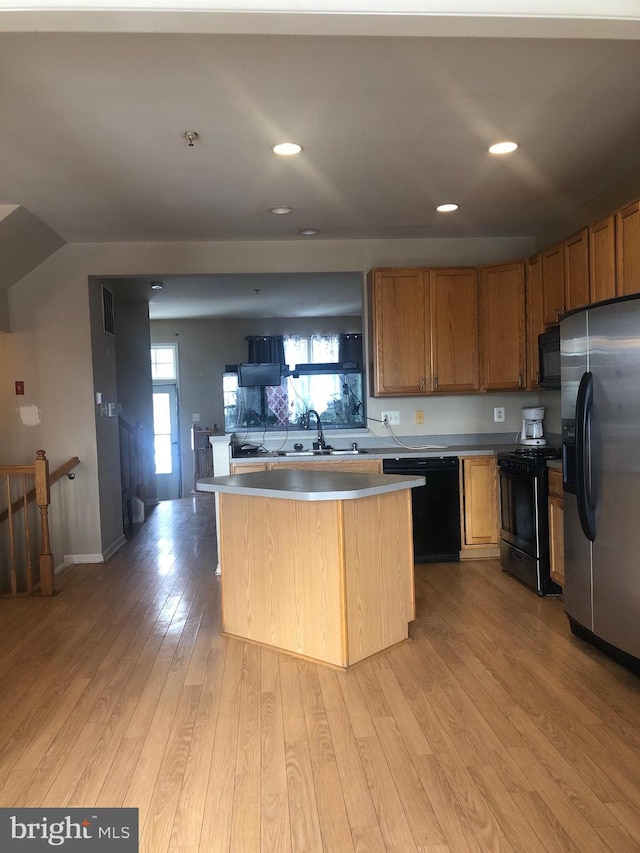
[63,553,105,565]
[64,534,126,566]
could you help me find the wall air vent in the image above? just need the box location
[101,285,115,336]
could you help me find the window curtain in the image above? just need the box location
[245,335,285,365]
[338,333,363,366]
[283,334,341,367]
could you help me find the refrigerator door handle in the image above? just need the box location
[576,370,596,541]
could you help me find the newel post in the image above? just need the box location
[34,449,55,596]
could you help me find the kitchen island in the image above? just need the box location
[199,469,425,669]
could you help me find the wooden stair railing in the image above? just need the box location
[0,451,80,596]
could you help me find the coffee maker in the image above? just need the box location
[521,406,546,446]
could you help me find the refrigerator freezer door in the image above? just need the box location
[587,298,640,659]
[561,310,592,631]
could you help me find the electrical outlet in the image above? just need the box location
[415,409,424,425]
[381,410,400,426]
[494,406,506,423]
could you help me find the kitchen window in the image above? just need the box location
[223,333,365,433]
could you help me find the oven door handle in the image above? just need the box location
[575,370,596,542]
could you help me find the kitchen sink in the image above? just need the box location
[276,450,325,456]
[275,448,369,457]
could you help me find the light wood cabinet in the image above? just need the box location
[459,456,499,559]
[230,462,268,474]
[589,215,617,303]
[548,467,564,588]
[564,228,590,312]
[480,261,525,391]
[368,268,430,396]
[616,200,640,296]
[525,254,545,389]
[542,242,565,325]
[268,458,382,473]
[429,268,480,392]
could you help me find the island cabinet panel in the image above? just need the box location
[480,261,525,391]
[616,200,640,296]
[564,228,590,312]
[589,215,617,303]
[525,253,545,389]
[342,491,415,664]
[429,268,480,392]
[542,242,565,326]
[219,493,346,666]
[217,484,416,669]
[459,456,499,559]
[368,268,430,396]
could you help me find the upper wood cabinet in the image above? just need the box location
[525,254,544,390]
[564,228,590,312]
[429,268,480,393]
[616,200,640,297]
[542,242,565,325]
[589,215,617,303]
[480,261,525,391]
[367,268,430,396]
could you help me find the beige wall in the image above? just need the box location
[5,233,535,562]
[0,332,13,462]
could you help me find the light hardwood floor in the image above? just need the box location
[1,495,640,852]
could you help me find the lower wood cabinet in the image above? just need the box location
[459,456,500,560]
[230,462,268,474]
[231,459,383,474]
[268,458,382,473]
[548,467,564,588]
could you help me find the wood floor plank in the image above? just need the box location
[259,649,291,853]
[168,647,226,848]
[316,667,382,833]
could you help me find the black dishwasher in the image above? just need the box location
[383,457,461,562]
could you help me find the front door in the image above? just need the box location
[153,384,181,500]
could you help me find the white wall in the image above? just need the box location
[4,233,535,562]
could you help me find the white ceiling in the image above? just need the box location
[3,4,640,317]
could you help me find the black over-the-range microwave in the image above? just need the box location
[538,325,561,389]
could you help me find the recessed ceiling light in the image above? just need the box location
[298,228,319,236]
[150,281,163,290]
[269,206,293,215]
[436,203,459,213]
[272,142,303,156]
[489,141,518,155]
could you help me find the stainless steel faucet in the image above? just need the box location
[302,409,326,449]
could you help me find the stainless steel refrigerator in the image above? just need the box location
[561,295,640,673]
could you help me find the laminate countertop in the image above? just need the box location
[197,469,426,501]
[228,443,520,463]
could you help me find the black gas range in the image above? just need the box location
[497,445,562,474]
[496,446,562,595]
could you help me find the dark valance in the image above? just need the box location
[245,335,285,365]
